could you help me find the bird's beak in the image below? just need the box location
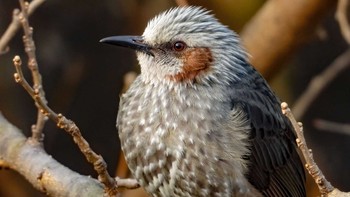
[100,36,154,56]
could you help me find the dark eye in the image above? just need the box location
[172,41,186,51]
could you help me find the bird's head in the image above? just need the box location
[101,6,249,86]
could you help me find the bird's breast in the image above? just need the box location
[117,78,256,196]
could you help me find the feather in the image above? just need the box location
[230,63,306,197]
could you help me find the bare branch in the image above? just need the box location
[18,0,47,143]
[281,102,335,195]
[0,0,45,54]
[314,119,350,136]
[10,1,140,195]
[292,48,350,119]
[241,0,337,80]
[115,177,140,190]
[328,188,350,197]
[336,0,350,44]
[0,112,105,197]
[13,54,119,196]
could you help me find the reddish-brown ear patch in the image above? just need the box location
[168,48,213,82]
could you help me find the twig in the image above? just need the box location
[0,0,45,54]
[115,177,140,190]
[336,0,350,44]
[314,119,350,136]
[281,102,334,196]
[12,1,139,195]
[292,48,350,119]
[18,0,46,143]
[13,55,119,196]
[175,0,188,6]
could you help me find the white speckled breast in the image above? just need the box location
[117,77,259,197]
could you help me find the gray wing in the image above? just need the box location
[231,66,306,197]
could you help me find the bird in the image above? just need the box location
[101,6,306,197]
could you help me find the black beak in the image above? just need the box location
[100,36,154,56]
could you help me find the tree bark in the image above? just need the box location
[0,113,104,197]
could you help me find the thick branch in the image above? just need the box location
[241,0,337,79]
[10,1,139,194]
[0,113,104,197]
[12,1,119,190]
[12,55,120,196]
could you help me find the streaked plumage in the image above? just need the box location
[102,6,306,197]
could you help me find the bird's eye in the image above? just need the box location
[172,41,186,51]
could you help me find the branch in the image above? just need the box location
[0,0,45,54]
[8,1,124,195]
[12,56,121,196]
[328,189,350,197]
[18,0,47,143]
[6,1,141,195]
[336,0,350,44]
[0,112,105,196]
[281,103,350,196]
[292,48,350,119]
[13,1,111,194]
[241,0,337,79]
[115,178,140,190]
[314,119,350,136]
[0,112,140,196]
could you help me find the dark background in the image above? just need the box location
[0,0,349,196]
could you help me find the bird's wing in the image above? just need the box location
[231,72,306,197]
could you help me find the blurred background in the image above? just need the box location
[0,0,349,196]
